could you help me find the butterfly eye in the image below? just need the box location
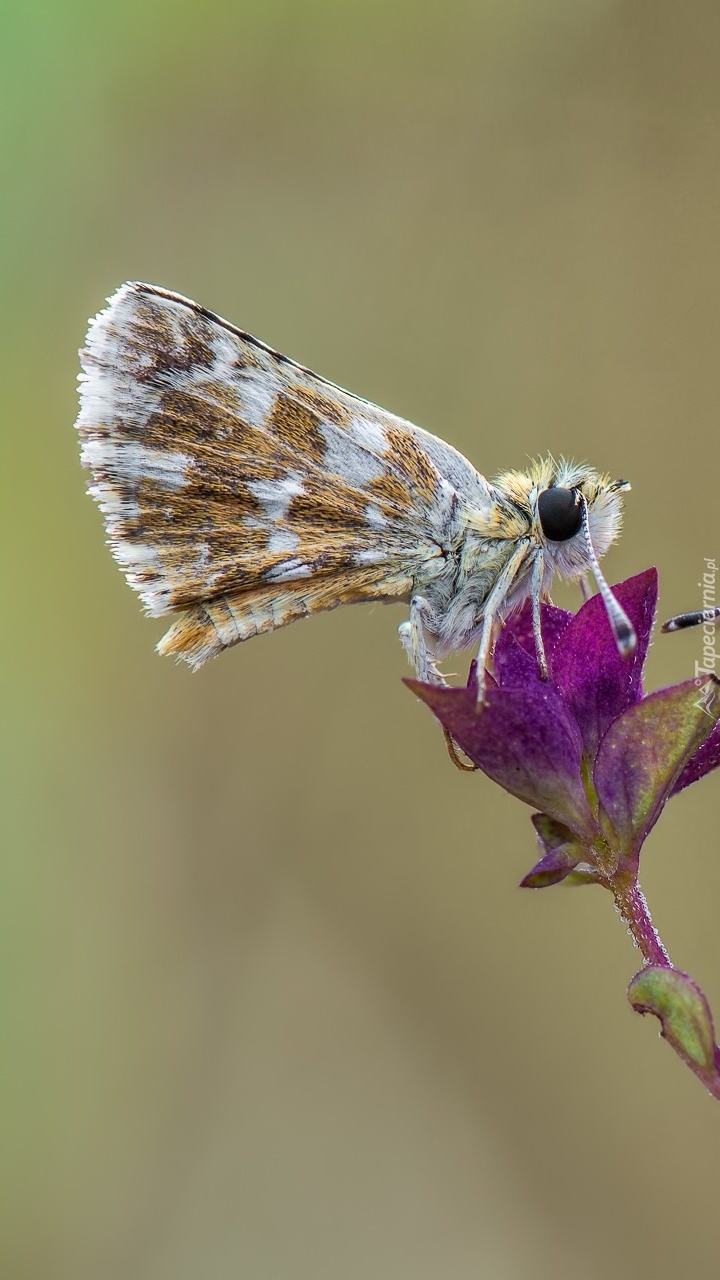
[537,486,583,542]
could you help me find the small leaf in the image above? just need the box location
[521,814,587,887]
[628,966,720,1096]
[594,677,720,867]
[531,813,580,851]
[562,866,603,887]
[520,848,582,888]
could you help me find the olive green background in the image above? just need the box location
[4,2,720,1276]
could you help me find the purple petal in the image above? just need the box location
[673,716,720,794]
[492,631,545,692]
[628,966,720,1100]
[553,569,658,758]
[494,602,572,690]
[594,677,720,866]
[406,679,596,838]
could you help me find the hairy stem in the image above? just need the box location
[613,880,671,968]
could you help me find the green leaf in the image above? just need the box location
[628,966,720,1097]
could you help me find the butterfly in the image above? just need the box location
[76,282,634,697]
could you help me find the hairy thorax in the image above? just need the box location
[414,524,531,658]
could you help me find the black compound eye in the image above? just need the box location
[537,486,583,542]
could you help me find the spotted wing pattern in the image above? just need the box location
[76,283,495,666]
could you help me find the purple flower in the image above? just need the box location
[407,570,720,1099]
[408,570,719,878]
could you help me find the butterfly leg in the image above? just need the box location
[398,596,445,684]
[474,541,535,703]
[530,551,548,680]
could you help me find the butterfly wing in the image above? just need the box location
[76,282,495,666]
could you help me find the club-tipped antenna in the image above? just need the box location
[578,493,636,657]
[662,607,720,633]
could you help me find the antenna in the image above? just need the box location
[578,493,636,657]
[662,608,720,633]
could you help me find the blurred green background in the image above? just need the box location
[3,1,720,1276]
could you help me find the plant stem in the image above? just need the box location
[613,880,671,968]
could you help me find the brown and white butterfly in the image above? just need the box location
[76,282,634,694]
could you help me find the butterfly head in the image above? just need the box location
[495,457,634,656]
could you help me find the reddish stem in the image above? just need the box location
[613,880,671,968]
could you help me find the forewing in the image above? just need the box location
[76,282,494,625]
